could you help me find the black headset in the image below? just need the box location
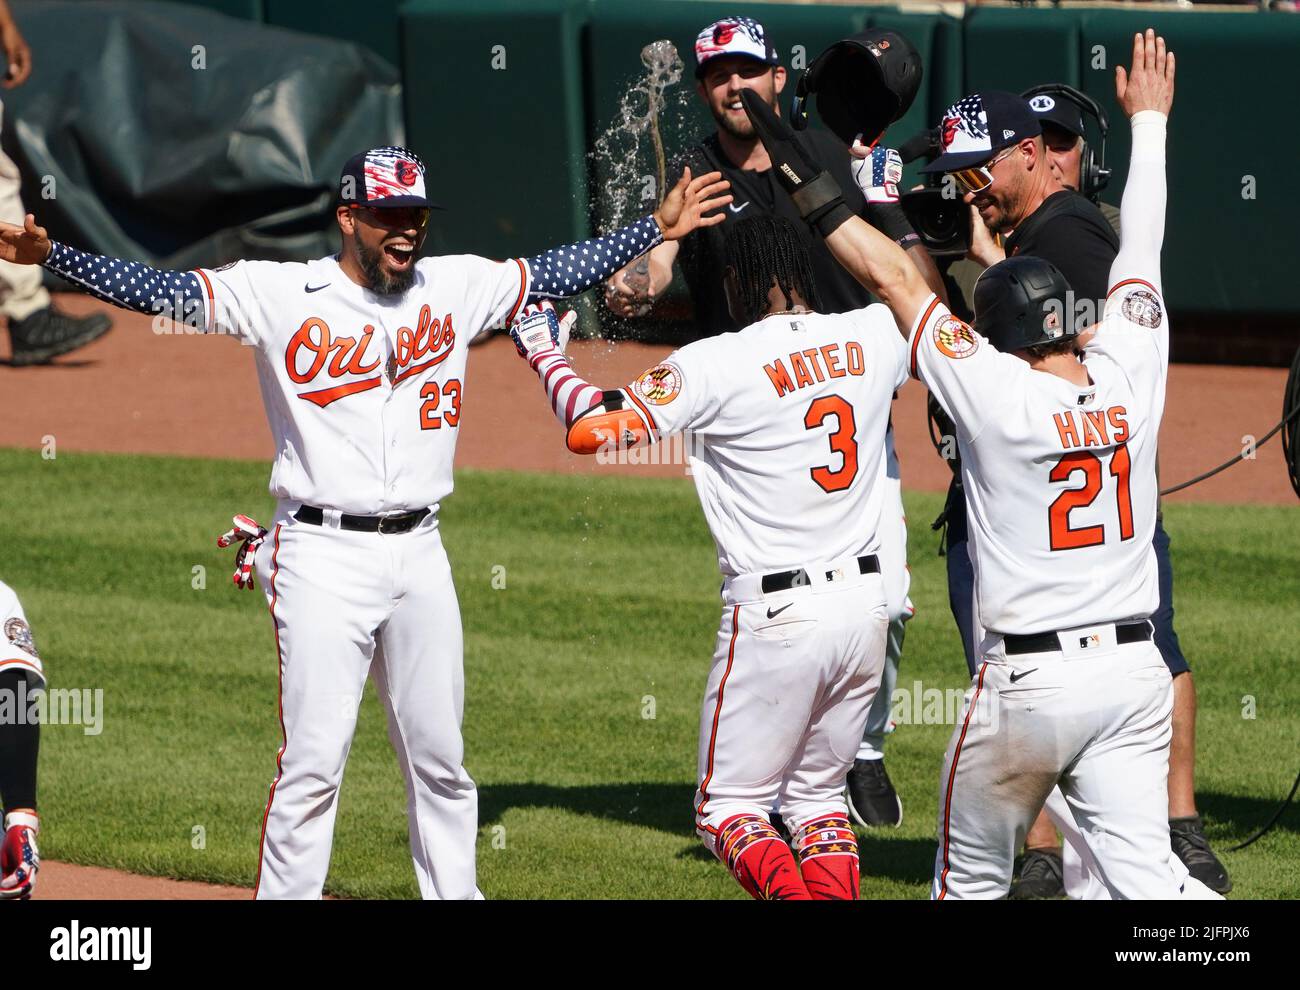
[1021,83,1111,202]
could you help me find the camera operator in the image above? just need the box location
[919,89,1230,898]
[605,17,948,830]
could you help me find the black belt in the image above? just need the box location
[294,504,430,534]
[761,555,880,594]
[1003,620,1153,656]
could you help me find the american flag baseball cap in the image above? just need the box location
[694,17,780,78]
[920,91,1042,174]
[337,146,440,209]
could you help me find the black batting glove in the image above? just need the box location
[739,89,855,238]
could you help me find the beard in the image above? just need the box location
[357,238,416,296]
[711,90,776,140]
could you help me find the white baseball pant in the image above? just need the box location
[253,504,480,900]
[0,102,51,322]
[1044,788,1222,900]
[859,426,913,761]
[932,624,1180,900]
[695,560,889,844]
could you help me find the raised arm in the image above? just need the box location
[0,215,206,328]
[523,169,729,301]
[1109,29,1174,295]
[737,90,932,336]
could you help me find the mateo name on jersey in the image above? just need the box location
[1052,406,1130,450]
[763,340,869,397]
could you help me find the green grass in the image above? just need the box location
[1,447,1296,899]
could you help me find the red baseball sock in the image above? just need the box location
[794,814,860,900]
[714,813,811,900]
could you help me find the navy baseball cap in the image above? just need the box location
[337,146,440,209]
[920,91,1042,173]
[694,17,780,78]
[1024,89,1086,138]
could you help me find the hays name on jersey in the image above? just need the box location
[763,341,868,398]
[285,304,455,408]
[1052,406,1130,450]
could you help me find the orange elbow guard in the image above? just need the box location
[566,403,651,456]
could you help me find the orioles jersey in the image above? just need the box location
[619,306,907,577]
[906,268,1169,636]
[195,255,528,513]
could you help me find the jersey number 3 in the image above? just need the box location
[1048,445,1134,551]
[805,395,858,493]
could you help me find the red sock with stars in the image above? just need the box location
[714,813,811,901]
[794,814,860,900]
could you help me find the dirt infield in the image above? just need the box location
[1,294,1295,899]
[34,861,249,900]
[0,295,1293,504]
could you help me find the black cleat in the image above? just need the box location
[1170,815,1232,894]
[1009,848,1066,899]
[845,758,902,828]
[8,307,112,366]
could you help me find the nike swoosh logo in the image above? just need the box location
[1009,668,1038,683]
[765,603,793,619]
[729,202,750,214]
[305,283,330,293]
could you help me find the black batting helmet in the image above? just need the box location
[972,256,1075,353]
[791,29,923,147]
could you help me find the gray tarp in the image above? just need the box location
[1,0,403,269]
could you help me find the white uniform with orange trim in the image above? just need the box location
[195,252,529,900]
[612,308,907,845]
[0,581,44,687]
[920,110,1185,900]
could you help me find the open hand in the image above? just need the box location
[967,204,1005,268]
[1116,29,1175,119]
[0,214,51,265]
[1,21,31,90]
[604,262,655,318]
[653,168,732,241]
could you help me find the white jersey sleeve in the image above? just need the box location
[453,255,530,334]
[193,260,276,347]
[905,294,1025,442]
[0,581,44,686]
[1085,111,1170,393]
[622,338,721,440]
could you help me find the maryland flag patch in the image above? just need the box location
[632,362,683,405]
[933,315,979,359]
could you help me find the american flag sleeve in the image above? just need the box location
[43,241,207,329]
[524,216,663,300]
[527,347,607,429]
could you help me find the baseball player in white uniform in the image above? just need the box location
[743,30,1195,899]
[511,213,910,899]
[0,146,730,899]
[0,580,42,898]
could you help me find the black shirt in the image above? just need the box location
[1003,189,1119,308]
[675,128,871,337]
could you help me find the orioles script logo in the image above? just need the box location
[285,304,455,408]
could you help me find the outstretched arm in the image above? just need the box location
[737,90,932,337]
[524,169,729,300]
[822,217,932,336]
[508,306,674,455]
[1109,28,1173,295]
[0,215,207,327]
